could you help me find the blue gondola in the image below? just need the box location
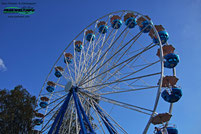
[155,127,178,134]
[55,70,62,78]
[153,30,169,44]
[75,44,83,52]
[46,85,55,93]
[139,20,152,33]
[86,33,95,42]
[98,25,108,34]
[164,53,179,68]
[161,88,182,103]
[39,102,48,108]
[112,19,122,29]
[125,17,137,28]
[64,57,72,64]
[34,119,43,125]
[166,127,178,134]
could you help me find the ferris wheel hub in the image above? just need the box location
[65,80,73,92]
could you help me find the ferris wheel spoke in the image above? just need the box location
[64,55,75,83]
[80,15,140,84]
[76,22,99,84]
[125,58,154,88]
[96,61,153,92]
[82,33,99,75]
[92,29,131,85]
[92,59,159,92]
[83,72,160,90]
[88,71,136,94]
[75,32,87,86]
[100,42,155,80]
[127,45,151,56]
[78,33,107,84]
[80,43,157,87]
[87,16,110,65]
[73,41,78,83]
[80,27,144,85]
[96,26,155,81]
[131,62,157,68]
[80,27,129,85]
[116,60,160,81]
[87,33,112,86]
[82,90,153,114]
[88,22,154,82]
[110,30,143,66]
[79,12,126,84]
[77,33,106,84]
[100,98,151,115]
[81,28,120,85]
[98,86,158,95]
[82,57,157,92]
[92,54,140,91]
[54,83,65,88]
[139,54,151,64]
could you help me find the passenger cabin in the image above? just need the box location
[137,15,152,33]
[149,25,169,44]
[162,87,182,103]
[75,41,83,52]
[124,13,137,28]
[164,53,179,68]
[155,127,178,134]
[110,15,122,29]
[156,45,175,57]
[97,21,108,34]
[152,113,172,125]
[55,66,64,78]
[46,81,56,93]
[85,30,95,42]
[35,112,45,118]
[161,76,179,88]
[64,53,73,64]
[40,96,50,102]
[39,101,48,108]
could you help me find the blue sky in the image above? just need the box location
[0,0,201,133]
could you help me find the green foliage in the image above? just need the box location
[0,85,36,134]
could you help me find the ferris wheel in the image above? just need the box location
[33,10,182,134]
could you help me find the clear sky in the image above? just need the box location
[0,0,201,133]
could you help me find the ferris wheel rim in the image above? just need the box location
[35,10,166,134]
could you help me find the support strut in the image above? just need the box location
[48,91,72,134]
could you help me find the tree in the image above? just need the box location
[0,85,36,134]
